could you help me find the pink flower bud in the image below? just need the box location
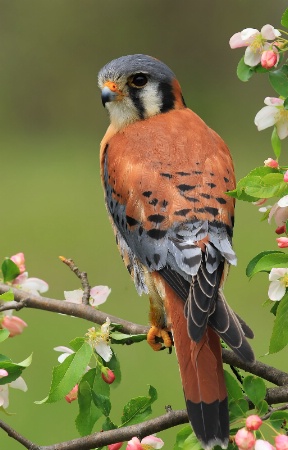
[264,158,279,169]
[284,171,288,182]
[0,369,8,378]
[246,415,263,431]
[277,237,288,248]
[275,435,288,450]
[255,440,275,450]
[101,368,115,384]
[276,225,286,235]
[1,315,27,337]
[65,384,78,403]
[108,443,123,450]
[235,428,256,450]
[10,252,26,274]
[261,50,278,69]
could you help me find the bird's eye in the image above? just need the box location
[130,73,148,88]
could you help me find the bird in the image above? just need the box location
[98,54,255,450]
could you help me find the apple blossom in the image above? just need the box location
[108,443,123,450]
[101,367,115,384]
[12,272,48,296]
[255,97,288,140]
[245,414,262,431]
[126,435,164,450]
[65,384,78,403]
[0,376,27,409]
[276,237,288,248]
[269,195,288,227]
[261,49,278,69]
[264,158,279,168]
[64,285,111,307]
[85,318,112,362]
[0,370,8,378]
[268,268,288,301]
[275,435,288,450]
[255,440,275,450]
[229,25,281,66]
[235,428,256,450]
[1,314,27,337]
[10,252,26,274]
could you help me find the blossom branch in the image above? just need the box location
[0,409,189,450]
[1,283,288,389]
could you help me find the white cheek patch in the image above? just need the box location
[140,82,162,118]
[106,97,139,130]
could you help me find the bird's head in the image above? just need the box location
[98,54,186,130]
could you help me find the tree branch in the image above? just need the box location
[0,409,189,450]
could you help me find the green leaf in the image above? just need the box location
[224,370,244,402]
[269,292,288,353]
[246,251,288,278]
[0,290,14,302]
[69,337,86,352]
[271,127,281,159]
[174,425,193,450]
[269,65,288,97]
[0,353,32,385]
[110,331,147,344]
[75,376,103,436]
[182,432,203,450]
[121,385,157,426]
[92,390,111,417]
[270,301,279,316]
[106,351,121,388]
[244,173,288,199]
[281,8,288,28]
[102,416,117,431]
[229,398,249,420]
[243,375,266,406]
[36,341,92,403]
[269,411,288,430]
[246,251,284,277]
[256,400,269,416]
[0,329,10,343]
[237,57,254,82]
[1,259,20,283]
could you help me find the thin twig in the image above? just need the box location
[261,404,288,421]
[59,256,91,305]
[0,419,39,449]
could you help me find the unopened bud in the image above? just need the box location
[101,368,115,384]
[261,50,278,69]
[235,428,256,450]
[246,415,262,431]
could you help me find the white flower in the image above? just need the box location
[229,25,281,66]
[268,268,288,301]
[64,285,111,307]
[86,317,112,362]
[255,98,288,139]
[12,272,49,296]
[0,376,27,409]
[269,195,288,226]
[54,346,75,363]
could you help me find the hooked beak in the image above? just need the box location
[101,81,122,107]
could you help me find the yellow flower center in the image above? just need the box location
[250,34,265,53]
[281,274,288,287]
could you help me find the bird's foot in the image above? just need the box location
[147,326,173,352]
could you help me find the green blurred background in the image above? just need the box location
[1,1,288,448]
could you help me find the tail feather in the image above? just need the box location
[164,286,229,450]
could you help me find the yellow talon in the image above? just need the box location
[147,326,173,351]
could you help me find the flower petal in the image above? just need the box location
[10,376,28,392]
[278,195,288,208]
[95,341,112,362]
[264,97,284,106]
[276,120,288,140]
[90,286,111,306]
[241,28,259,42]
[141,435,165,449]
[254,106,278,130]
[269,268,288,281]
[261,24,281,40]
[229,32,247,49]
[19,277,49,295]
[64,289,83,304]
[268,280,286,301]
[244,46,262,66]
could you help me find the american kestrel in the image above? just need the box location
[98,54,254,449]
